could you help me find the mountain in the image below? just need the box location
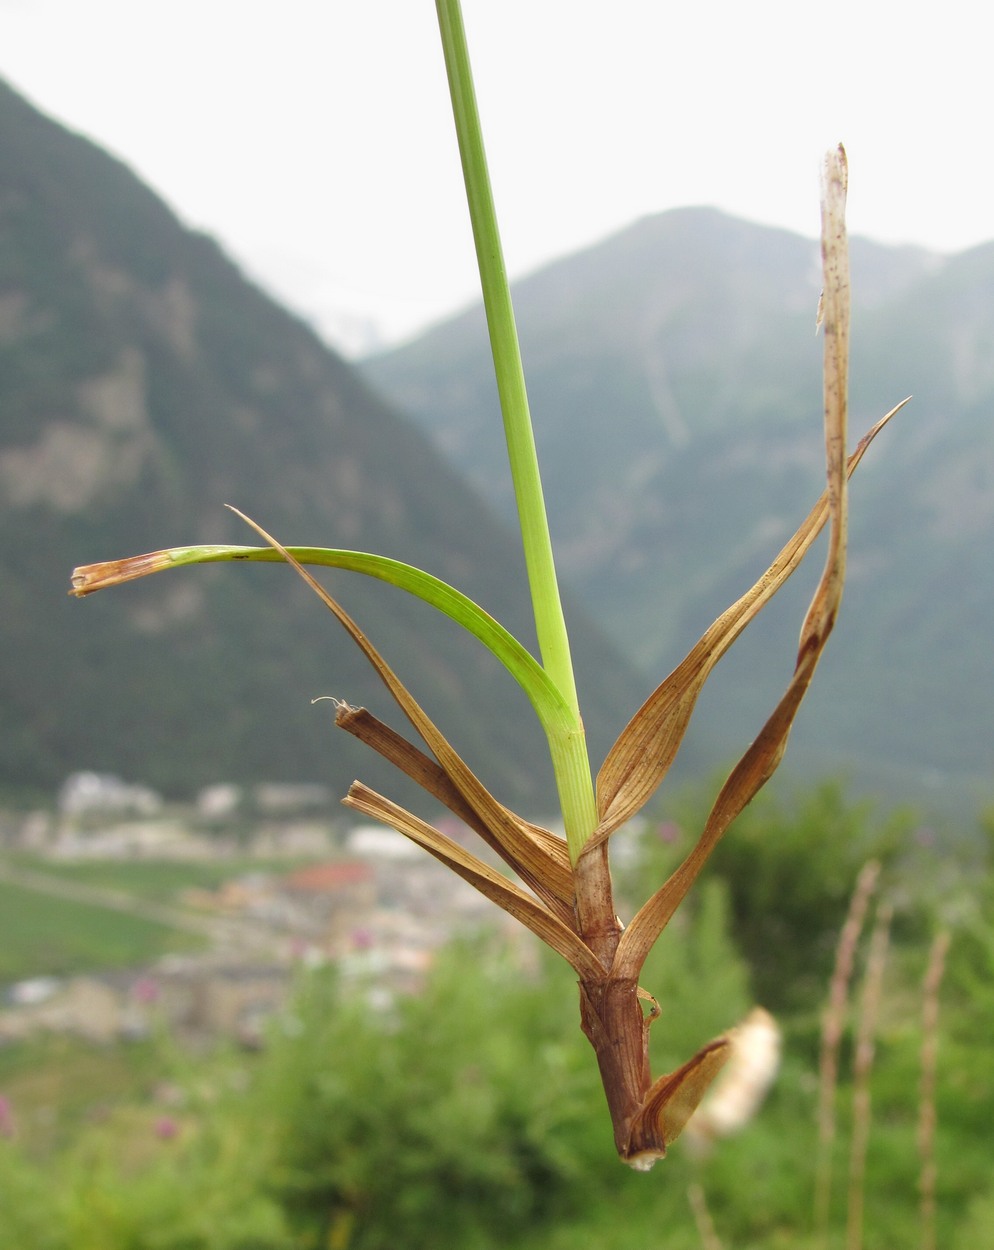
[0,78,648,811]
[363,209,994,809]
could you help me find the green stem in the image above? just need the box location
[434,0,597,860]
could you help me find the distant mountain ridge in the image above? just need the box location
[363,209,994,808]
[0,77,646,810]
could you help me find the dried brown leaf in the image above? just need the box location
[226,507,571,911]
[70,550,175,595]
[594,147,905,846]
[625,1037,732,1166]
[335,703,575,925]
[344,782,602,980]
[614,145,858,975]
[593,400,903,843]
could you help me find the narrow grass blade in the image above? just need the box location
[71,540,573,739]
[434,0,580,717]
[815,860,881,1238]
[918,929,951,1250]
[847,901,892,1250]
[435,0,598,860]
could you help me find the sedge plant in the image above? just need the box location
[70,0,907,1169]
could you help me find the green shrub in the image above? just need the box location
[633,781,908,1014]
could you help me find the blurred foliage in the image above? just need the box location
[252,892,750,1250]
[627,780,914,1014]
[254,950,596,1249]
[0,782,991,1247]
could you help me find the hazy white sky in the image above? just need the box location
[2,0,989,353]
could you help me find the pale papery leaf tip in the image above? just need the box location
[68,551,172,597]
[822,143,848,183]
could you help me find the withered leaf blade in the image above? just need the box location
[617,663,818,975]
[595,145,907,847]
[624,1037,732,1168]
[593,401,903,844]
[335,704,575,926]
[344,782,603,981]
[226,508,571,910]
[615,144,857,977]
[70,550,172,595]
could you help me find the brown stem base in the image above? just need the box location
[579,975,732,1170]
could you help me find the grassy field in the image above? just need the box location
[0,852,332,983]
[1,852,317,903]
[0,877,207,981]
[0,1032,172,1159]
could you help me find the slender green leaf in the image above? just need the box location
[224,510,579,906]
[72,539,573,737]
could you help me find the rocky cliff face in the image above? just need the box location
[0,78,644,808]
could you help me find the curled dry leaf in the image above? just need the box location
[225,508,576,921]
[334,703,575,926]
[626,1037,734,1168]
[683,1007,782,1155]
[615,145,860,977]
[593,398,906,845]
[343,781,603,981]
